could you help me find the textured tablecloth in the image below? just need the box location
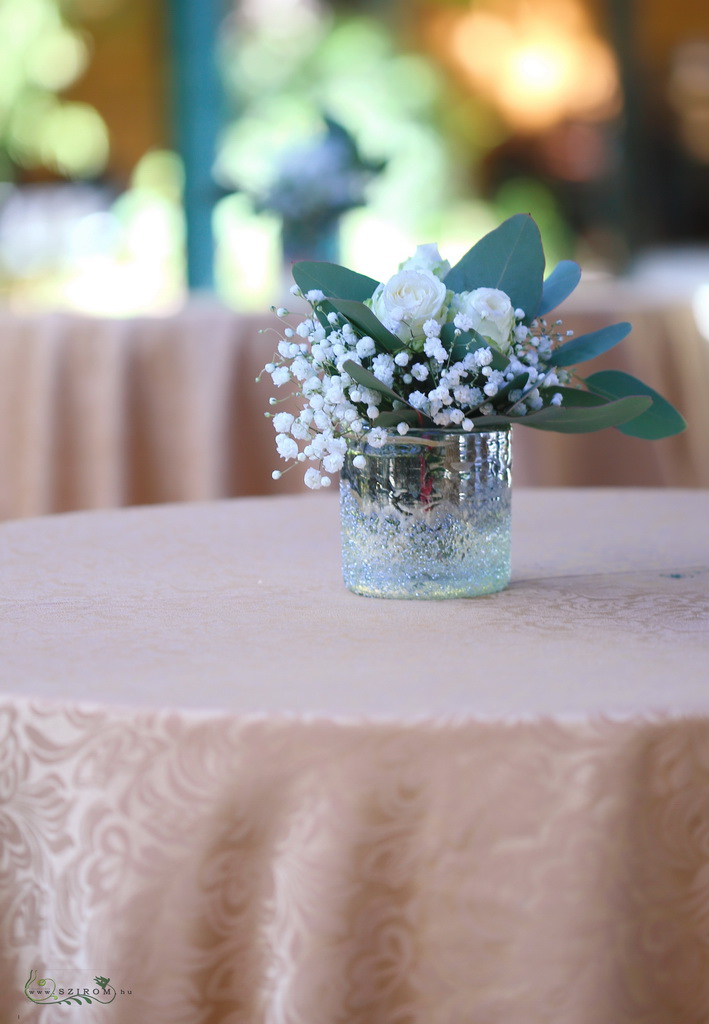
[0,305,307,521]
[2,490,709,1024]
[0,287,707,522]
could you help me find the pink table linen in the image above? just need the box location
[2,490,709,1024]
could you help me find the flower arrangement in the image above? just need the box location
[254,118,383,226]
[261,214,685,488]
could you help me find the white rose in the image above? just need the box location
[370,268,448,342]
[454,287,515,353]
[399,243,451,279]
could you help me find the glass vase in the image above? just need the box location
[339,429,512,599]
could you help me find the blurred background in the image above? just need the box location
[1,0,708,314]
[1,0,708,519]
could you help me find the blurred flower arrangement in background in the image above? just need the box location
[214,0,572,310]
[250,117,385,265]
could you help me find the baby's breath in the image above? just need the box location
[262,255,574,488]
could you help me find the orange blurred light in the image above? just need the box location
[444,1,620,132]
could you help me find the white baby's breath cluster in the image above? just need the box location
[260,244,572,489]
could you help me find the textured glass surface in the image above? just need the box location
[340,430,512,599]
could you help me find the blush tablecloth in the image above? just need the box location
[2,489,709,1024]
[1,285,708,522]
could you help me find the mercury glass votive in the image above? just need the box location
[339,429,512,599]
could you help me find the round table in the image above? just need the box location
[2,491,709,1024]
[2,489,707,715]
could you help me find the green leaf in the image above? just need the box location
[512,394,652,433]
[312,297,338,331]
[372,409,425,428]
[342,359,410,405]
[441,322,487,363]
[585,370,687,439]
[328,299,404,353]
[471,385,609,427]
[538,260,581,315]
[443,214,545,321]
[464,415,515,429]
[439,323,510,369]
[549,322,632,367]
[536,385,606,407]
[292,261,379,302]
[496,372,531,405]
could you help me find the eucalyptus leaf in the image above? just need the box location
[372,409,424,428]
[512,394,652,433]
[496,372,531,405]
[504,379,595,417]
[313,297,338,331]
[537,260,582,315]
[441,322,483,362]
[440,323,509,369]
[342,359,410,405]
[444,214,545,321]
[549,322,632,368]
[292,261,379,302]
[585,370,687,439]
[488,347,511,372]
[464,415,515,429]
[536,385,606,407]
[329,299,404,353]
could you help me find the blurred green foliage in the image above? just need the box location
[0,0,573,313]
[0,0,108,180]
[215,4,570,308]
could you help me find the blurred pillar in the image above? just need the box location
[605,0,649,254]
[168,0,224,291]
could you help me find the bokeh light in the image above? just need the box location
[440,0,620,132]
[26,25,89,91]
[0,0,106,177]
[39,102,109,177]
